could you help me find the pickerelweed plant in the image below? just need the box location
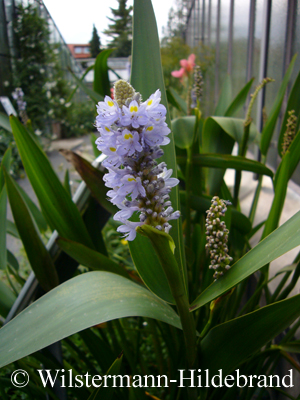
[95,80,180,240]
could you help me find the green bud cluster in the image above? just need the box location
[114,80,141,108]
[193,65,203,101]
[205,196,233,280]
[282,110,297,156]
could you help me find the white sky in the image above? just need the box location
[43,0,175,45]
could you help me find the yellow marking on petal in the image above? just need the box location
[146,126,154,131]
[124,133,133,140]
[105,127,110,132]
[109,147,116,152]
[147,99,153,106]
[130,106,138,113]
[107,101,114,107]
[128,177,136,182]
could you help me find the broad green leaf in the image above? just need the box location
[0,280,16,318]
[172,116,196,149]
[60,149,116,215]
[68,67,103,104]
[56,237,129,279]
[190,209,300,311]
[214,75,232,116]
[200,294,300,376]
[15,181,48,233]
[260,54,297,156]
[0,188,7,270]
[0,147,11,191]
[179,192,251,235]
[0,271,181,368]
[130,0,187,296]
[275,342,300,354]
[10,116,94,249]
[93,49,114,97]
[6,220,20,239]
[262,153,289,239]
[278,57,300,155]
[63,169,72,197]
[4,169,59,292]
[168,87,187,114]
[224,78,254,117]
[177,153,273,177]
[88,354,123,400]
[7,249,19,271]
[0,112,12,133]
[202,117,259,194]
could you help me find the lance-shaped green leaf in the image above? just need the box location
[0,188,7,270]
[0,280,16,317]
[10,116,94,249]
[200,293,300,376]
[214,74,232,116]
[273,342,300,354]
[278,57,300,155]
[202,117,259,194]
[93,49,115,97]
[0,147,11,192]
[0,271,181,368]
[7,249,19,271]
[0,112,12,133]
[88,354,123,400]
[56,237,129,279]
[177,153,273,177]
[260,54,297,156]
[4,169,59,292]
[224,78,254,117]
[190,209,300,311]
[172,116,196,149]
[6,220,19,239]
[130,0,187,296]
[68,67,103,104]
[60,149,116,215]
[168,87,187,114]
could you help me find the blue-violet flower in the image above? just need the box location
[95,80,180,241]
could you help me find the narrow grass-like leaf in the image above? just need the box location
[7,249,19,271]
[214,75,232,116]
[260,54,297,156]
[0,188,7,270]
[68,68,103,104]
[6,220,19,239]
[0,280,16,318]
[56,237,129,279]
[66,64,95,103]
[262,153,289,239]
[177,153,273,177]
[200,294,300,376]
[168,87,187,114]
[4,169,59,292]
[88,354,123,400]
[224,78,254,117]
[0,147,11,191]
[0,271,181,368]
[130,0,187,295]
[10,116,94,249]
[172,116,196,149]
[60,149,116,215]
[0,112,12,133]
[93,49,115,97]
[190,209,300,311]
[63,169,72,197]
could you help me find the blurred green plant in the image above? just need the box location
[0,1,300,400]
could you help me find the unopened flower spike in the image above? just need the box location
[95,80,180,241]
[205,196,233,280]
[191,65,203,109]
[282,110,297,156]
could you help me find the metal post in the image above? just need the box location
[215,0,221,104]
[246,0,256,85]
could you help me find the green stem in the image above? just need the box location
[185,147,193,248]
